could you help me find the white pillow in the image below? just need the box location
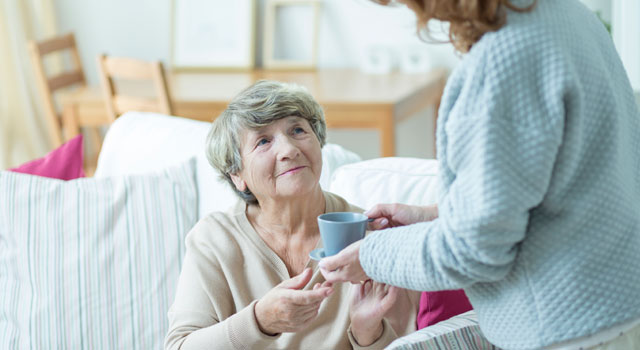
[329,157,440,210]
[94,112,230,219]
[96,112,361,217]
[0,159,198,350]
[387,311,498,350]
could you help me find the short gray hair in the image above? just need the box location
[205,80,327,204]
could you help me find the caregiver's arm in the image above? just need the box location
[359,49,566,291]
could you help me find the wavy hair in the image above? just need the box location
[205,80,326,205]
[373,0,536,52]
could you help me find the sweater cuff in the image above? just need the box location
[226,300,280,348]
[348,318,397,350]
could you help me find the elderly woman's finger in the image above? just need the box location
[380,286,399,311]
[321,266,359,284]
[363,279,373,294]
[320,281,333,288]
[291,286,333,305]
[280,268,313,290]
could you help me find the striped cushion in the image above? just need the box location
[0,158,198,350]
[387,311,502,350]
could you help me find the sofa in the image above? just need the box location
[0,112,494,349]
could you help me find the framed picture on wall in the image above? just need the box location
[263,0,322,70]
[171,0,256,71]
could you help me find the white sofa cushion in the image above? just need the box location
[0,159,198,350]
[95,112,361,218]
[329,157,440,210]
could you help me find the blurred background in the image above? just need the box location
[1,0,638,171]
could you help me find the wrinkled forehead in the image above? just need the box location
[241,115,305,135]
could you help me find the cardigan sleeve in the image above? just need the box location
[348,318,397,350]
[359,45,568,291]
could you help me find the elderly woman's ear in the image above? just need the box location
[230,173,247,192]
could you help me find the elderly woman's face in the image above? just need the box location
[230,116,323,202]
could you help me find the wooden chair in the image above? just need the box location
[96,54,173,121]
[29,33,109,176]
[28,33,87,148]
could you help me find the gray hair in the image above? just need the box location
[205,80,327,204]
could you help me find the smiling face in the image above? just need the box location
[230,116,323,204]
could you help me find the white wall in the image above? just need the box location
[55,0,172,85]
[580,0,639,91]
[580,0,611,22]
[55,0,459,83]
[612,0,640,91]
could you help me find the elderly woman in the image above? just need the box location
[165,80,419,349]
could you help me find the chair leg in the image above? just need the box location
[62,104,80,141]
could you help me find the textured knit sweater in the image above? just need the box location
[165,192,418,350]
[360,0,640,349]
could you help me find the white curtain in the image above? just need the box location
[0,0,58,169]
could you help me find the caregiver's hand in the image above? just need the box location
[254,268,333,335]
[349,280,398,347]
[366,203,438,230]
[319,241,369,284]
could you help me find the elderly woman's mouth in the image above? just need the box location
[279,166,306,176]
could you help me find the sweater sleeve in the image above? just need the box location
[164,225,280,350]
[348,318,397,350]
[359,43,567,291]
[165,300,279,350]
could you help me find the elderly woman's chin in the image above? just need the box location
[275,168,321,197]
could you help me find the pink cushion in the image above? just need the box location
[417,289,473,329]
[9,135,85,180]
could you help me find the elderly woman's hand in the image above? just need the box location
[349,280,399,346]
[366,203,438,230]
[254,268,333,335]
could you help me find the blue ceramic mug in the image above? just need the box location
[317,212,368,256]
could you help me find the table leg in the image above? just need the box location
[380,113,395,157]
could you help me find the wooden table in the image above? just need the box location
[61,68,447,157]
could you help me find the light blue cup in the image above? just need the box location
[317,212,368,256]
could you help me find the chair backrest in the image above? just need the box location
[28,33,87,148]
[97,55,173,121]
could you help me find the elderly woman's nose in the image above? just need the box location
[275,136,300,159]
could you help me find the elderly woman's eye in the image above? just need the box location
[257,138,269,146]
[293,127,305,134]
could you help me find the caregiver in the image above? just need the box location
[320,0,640,349]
